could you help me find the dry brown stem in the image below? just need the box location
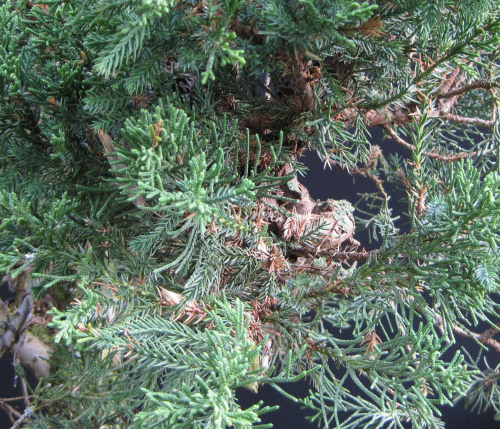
[365,66,498,133]
[0,400,21,424]
[326,145,389,202]
[451,325,500,352]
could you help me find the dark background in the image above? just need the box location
[1,129,498,428]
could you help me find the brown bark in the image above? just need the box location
[1,272,52,379]
[260,163,359,259]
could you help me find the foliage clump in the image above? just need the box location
[0,1,499,428]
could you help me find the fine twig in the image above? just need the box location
[382,124,495,163]
[441,112,494,128]
[15,356,30,409]
[435,316,500,352]
[381,125,415,151]
[0,395,34,403]
[437,67,461,96]
[451,324,500,352]
[366,71,498,128]
[10,405,34,429]
[0,400,21,423]
[436,68,466,114]
[437,79,499,99]
[325,146,389,203]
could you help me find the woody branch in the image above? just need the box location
[365,70,498,133]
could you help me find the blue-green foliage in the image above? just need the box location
[113,104,256,231]
[0,3,21,93]
[258,0,377,51]
[0,0,499,428]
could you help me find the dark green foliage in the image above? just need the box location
[0,0,499,428]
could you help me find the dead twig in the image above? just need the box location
[437,67,461,95]
[325,146,389,203]
[451,324,500,352]
[10,405,34,429]
[15,356,30,408]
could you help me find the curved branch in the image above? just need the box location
[437,79,499,99]
[382,124,494,163]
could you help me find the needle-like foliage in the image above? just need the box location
[0,1,499,428]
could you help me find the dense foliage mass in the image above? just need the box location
[0,1,499,427]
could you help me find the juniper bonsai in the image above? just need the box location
[0,0,499,427]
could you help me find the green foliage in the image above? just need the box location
[131,297,277,428]
[461,348,500,421]
[0,3,21,93]
[0,0,499,428]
